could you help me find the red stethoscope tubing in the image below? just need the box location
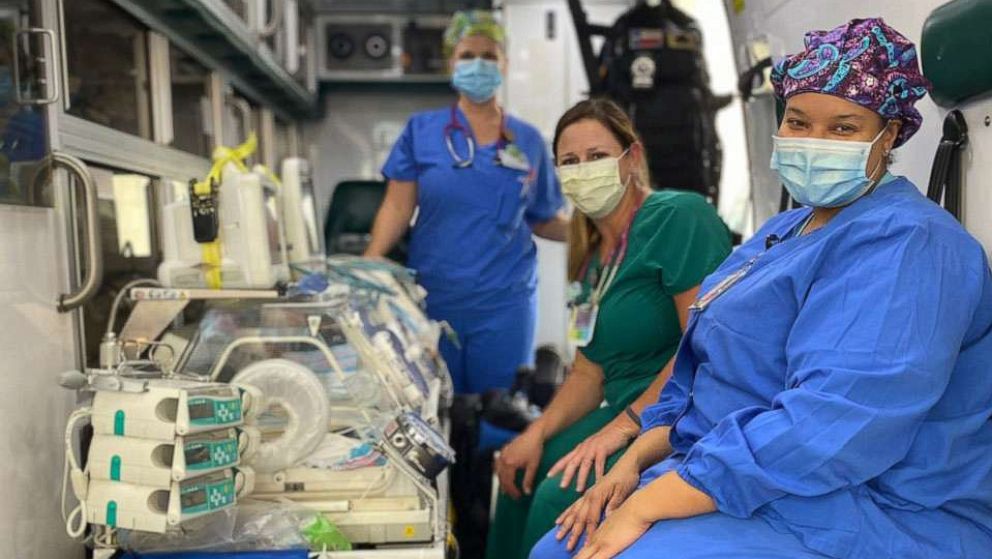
[444,104,510,168]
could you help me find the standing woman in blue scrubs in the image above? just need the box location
[365,11,568,395]
[531,18,992,559]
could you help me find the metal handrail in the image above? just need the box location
[49,152,103,312]
[13,28,60,105]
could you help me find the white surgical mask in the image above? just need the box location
[558,150,630,218]
[770,126,888,208]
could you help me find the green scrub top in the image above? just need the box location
[577,190,731,408]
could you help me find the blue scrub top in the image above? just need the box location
[641,177,992,558]
[382,107,563,310]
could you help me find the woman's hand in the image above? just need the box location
[554,460,640,551]
[572,499,653,559]
[547,415,638,492]
[570,469,718,558]
[494,427,544,499]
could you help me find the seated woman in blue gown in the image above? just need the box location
[530,17,992,559]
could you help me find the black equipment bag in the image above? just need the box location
[926,110,968,221]
[599,1,723,201]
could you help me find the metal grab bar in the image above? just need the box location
[257,0,283,38]
[13,28,61,105]
[49,152,103,312]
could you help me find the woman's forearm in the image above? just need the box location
[606,286,695,442]
[614,426,673,474]
[607,286,694,427]
[629,356,675,415]
[531,213,570,242]
[601,356,675,440]
[624,470,716,522]
[529,357,605,441]
[364,180,417,257]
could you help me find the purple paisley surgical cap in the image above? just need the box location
[771,18,931,147]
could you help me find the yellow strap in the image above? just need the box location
[193,133,259,289]
[255,164,282,188]
[201,241,223,289]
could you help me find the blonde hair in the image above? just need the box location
[553,98,651,282]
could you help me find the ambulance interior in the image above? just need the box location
[0,0,989,558]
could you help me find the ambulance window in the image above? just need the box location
[274,117,296,163]
[0,8,50,208]
[170,45,214,158]
[110,174,153,258]
[64,0,153,139]
[223,91,260,164]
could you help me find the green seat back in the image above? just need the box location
[323,180,407,262]
[922,0,992,107]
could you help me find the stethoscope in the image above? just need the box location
[444,104,510,169]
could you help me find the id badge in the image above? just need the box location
[566,281,583,303]
[497,145,531,172]
[568,303,600,347]
[690,258,756,312]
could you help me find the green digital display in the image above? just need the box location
[181,489,206,509]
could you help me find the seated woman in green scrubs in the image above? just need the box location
[486,98,732,559]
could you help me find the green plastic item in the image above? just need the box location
[114,410,125,436]
[922,0,992,107]
[302,515,352,552]
[110,455,122,481]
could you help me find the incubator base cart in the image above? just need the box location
[123,261,454,557]
[185,302,450,552]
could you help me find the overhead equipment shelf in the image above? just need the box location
[113,0,318,118]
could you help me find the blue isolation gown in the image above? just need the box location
[382,107,563,394]
[531,176,992,558]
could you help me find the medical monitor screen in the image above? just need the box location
[181,489,207,509]
[185,445,211,466]
[188,401,214,420]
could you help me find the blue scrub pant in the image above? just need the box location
[431,292,537,395]
[529,461,828,559]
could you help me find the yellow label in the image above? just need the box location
[733,0,745,13]
[404,525,416,538]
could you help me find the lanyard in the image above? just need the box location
[580,199,644,306]
[444,104,510,168]
[791,212,815,239]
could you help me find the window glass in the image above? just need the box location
[64,0,152,139]
[111,174,153,258]
[223,0,247,21]
[252,103,264,163]
[274,117,296,164]
[82,168,158,367]
[168,178,188,203]
[170,45,213,157]
[261,0,277,51]
[223,92,259,164]
[0,1,49,207]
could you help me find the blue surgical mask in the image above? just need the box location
[451,58,502,103]
[770,127,887,208]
